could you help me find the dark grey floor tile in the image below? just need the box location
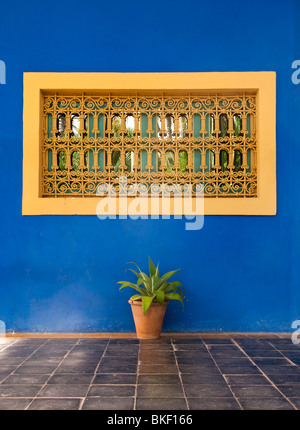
[56,365,98,373]
[280,351,300,359]
[0,398,33,410]
[94,374,137,385]
[66,352,102,361]
[246,350,283,358]
[184,384,233,398]
[0,372,14,381]
[288,398,300,409]
[137,384,184,398]
[188,397,241,410]
[208,350,246,359]
[47,374,94,384]
[258,365,300,375]
[218,366,261,375]
[31,352,68,359]
[60,360,99,369]
[172,339,203,344]
[97,364,137,374]
[139,364,178,374]
[268,374,300,385]
[181,373,225,385]
[82,397,134,410]
[138,374,181,385]
[139,352,174,360]
[276,385,300,397]
[109,339,139,345]
[225,375,271,385]
[213,358,253,367]
[88,384,135,397]
[105,350,139,358]
[202,339,233,345]
[17,339,47,344]
[28,398,81,410]
[234,339,270,346]
[174,351,211,358]
[173,345,207,351]
[288,358,300,366]
[38,346,72,352]
[20,358,62,366]
[269,344,300,351]
[1,374,49,385]
[238,397,294,410]
[136,398,187,410]
[140,344,173,351]
[179,365,221,374]
[78,339,109,344]
[106,343,139,350]
[2,347,36,354]
[230,385,282,398]
[207,344,241,351]
[252,358,292,366]
[241,345,278,353]
[0,357,27,365]
[47,339,78,344]
[72,346,106,352]
[0,384,41,397]
[265,339,291,344]
[100,357,137,366]
[139,357,176,365]
[14,365,55,374]
[38,384,89,397]
[176,358,215,366]
[0,365,18,373]
[141,339,171,344]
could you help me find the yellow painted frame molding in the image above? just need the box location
[22,72,276,215]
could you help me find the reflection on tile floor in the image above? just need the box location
[0,336,299,410]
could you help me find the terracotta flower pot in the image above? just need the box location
[129,299,169,339]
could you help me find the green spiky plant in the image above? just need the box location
[118,257,184,315]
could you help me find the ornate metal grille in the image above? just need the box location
[42,92,257,197]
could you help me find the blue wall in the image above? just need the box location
[0,0,298,333]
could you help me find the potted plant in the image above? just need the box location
[118,257,184,339]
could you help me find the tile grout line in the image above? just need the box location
[78,339,111,410]
[0,339,19,353]
[133,341,140,411]
[24,338,81,410]
[0,339,50,385]
[0,339,24,383]
[265,339,300,409]
[171,339,190,411]
[203,340,243,410]
[265,340,300,367]
[231,339,297,410]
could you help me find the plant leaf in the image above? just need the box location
[118,281,145,295]
[155,290,165,305]
[142,296,154,315]
[154,270,179,291]
[165,292,184,308]
[126,268,140,279]
[148,257,156,278]
[130,294,142,301]
[129,263,152,293]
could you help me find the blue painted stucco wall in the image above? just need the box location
[0,0,299,333]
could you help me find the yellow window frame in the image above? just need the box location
[22,72,276,215]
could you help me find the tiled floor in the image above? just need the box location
[0,336,299,410]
